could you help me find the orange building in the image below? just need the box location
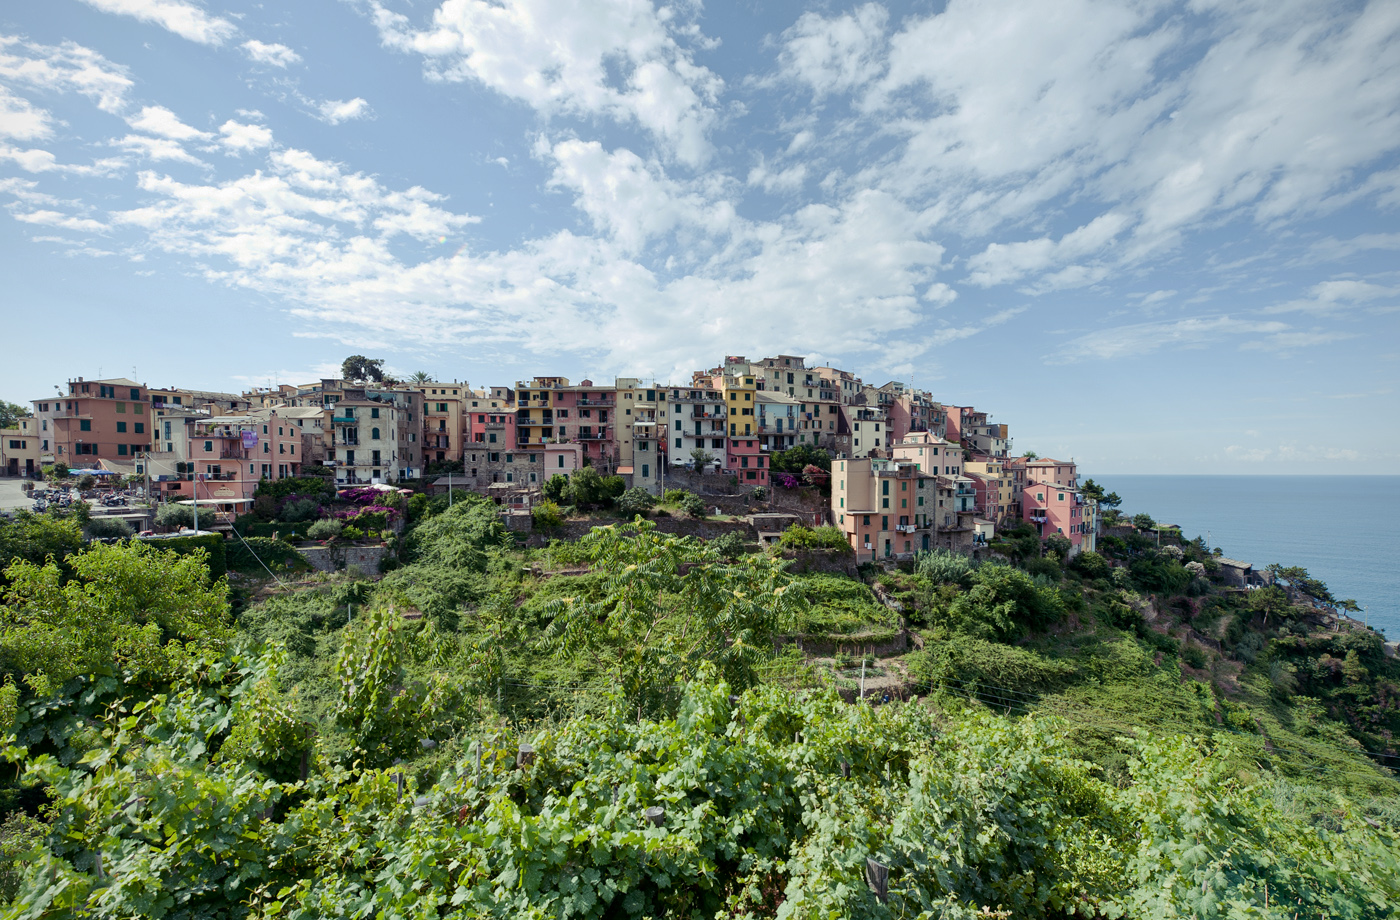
[33,377,152,466]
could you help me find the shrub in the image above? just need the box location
[278,497,321,523]
[707,530,747,561]
[85,517,133,540]
[307,518,343,541]
[915,548,976,586]
[154,503,216,531]
[227,537,310,575]
[341,525,364,541]
[543,474,569,503]
[776,524,849,551]
[614,487,656,518]
[677,492,706,518]
[532,500,564,530]
[256,476,335,500]
[1181,643,1209,670]
[1071,550,1111,580]
[77,474,96,492]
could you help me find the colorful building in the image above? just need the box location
[33,377,152,466]
[831,457,937,561]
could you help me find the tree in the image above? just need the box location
[542,473,569,503]
[0,512,83,578]
[85,517,133,540]
[1079,479,1122,509]
[340,355,386,383]
[771,444,831,475]
[1022,451,1038,460]
[0,400,30,429]
[1265,564,1334,606]
[409,371,433,384]
[154,503,216,531]
[689,447,716,470]
[0,540,231,685]
[544,519,800,708]
[531,500,564,530]
[614,487,656,518]
[564,466,608,508]
[1248,584,1289,626]
[1131,512,1155,531]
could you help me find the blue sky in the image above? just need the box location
[1,0,1397,473]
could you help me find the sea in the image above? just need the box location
[1088,475,1400,640]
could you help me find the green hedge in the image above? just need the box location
[227,537,311,575]
[253,476,335,501]
[145,533,226,578]
[234,519,313,541]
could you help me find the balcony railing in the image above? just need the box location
[577,398,614,406]
[332,416,356,424]
[219,449,245,459]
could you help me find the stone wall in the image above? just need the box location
[295,543,391,574]
[779,548,858,576]
[524,515,754,547]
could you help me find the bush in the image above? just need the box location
[915,548,976,586]
[255,476,334,501]
[543,474,569,503]
[677,492,706,518]
[1181,643,1209,670]
[776,524,849,551]
[227,537,311,575]
[1071,550,1111,580]
[532,500,564,530]
[707,530,747,561]
[308,518,343,541]
[154,503,216,531]
[77,474,96,492]
[278,497,321,523]
[146,532,227,578]
[85,517,133,540]
[614,487,656,518]
[908,635,1077,693]
[342,525,364,541]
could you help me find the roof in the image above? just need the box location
[89,377,141,387]
[1216,557,1252,569]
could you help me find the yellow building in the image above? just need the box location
[418,381,469,465]
[964,457,1015,523]
[721,371,756,438]
[1,417,41,477]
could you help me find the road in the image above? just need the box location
[0,478,33,512]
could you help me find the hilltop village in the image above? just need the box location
[1,352,1103,561]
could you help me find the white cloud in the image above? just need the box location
[241,40,301,68]
[12,209,108,232]
[0,35,133,113]
[77,0,237,46]
[747,162,808,195]
[317,98,370,125]
[923,282,957,306]
[0,143,123,175]
[778,3,888,98]
[1239,329,1357,353]
[1262,279,1398,315]
[372,0,723,165]
[0,86,53,141]
[114,133,205,165]
[546,139,735,254]
[1049,315,1291,362]
[964,212,1129,287]
[126,105,211,140]
[218,119,273,151]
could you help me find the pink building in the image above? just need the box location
[726,437,768,486]
[1022,480,1089,548]
[467,387,517,451]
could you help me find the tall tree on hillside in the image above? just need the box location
[341,355,385,383]
[1080,478,1123,509]
[0,400,31,428]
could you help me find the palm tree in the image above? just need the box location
[410,371,434,384]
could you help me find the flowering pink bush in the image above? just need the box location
[775,472,800,490]
[338,487,384,505]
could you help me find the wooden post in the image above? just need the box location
[474,740,482,786]
[393,772,404,802]
[643,806,666,828]
[841,760,851,779]
[516,743,536,768]
[865,857,888,903]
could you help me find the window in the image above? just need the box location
[676,438,682,448]
[118,445,128,455]
[130,388,139,400]
[115,402,126,414]
[641,464,649,478]
[372,427,381,440]
[134,422,144,434]
[489,433,497,443]
[203,440,213,452]
[116,421,127,433]
[882,498,889,508]
[490,452,499,462]
[80,419,92,432]
[559,455,565,467]
[882,516,889,530]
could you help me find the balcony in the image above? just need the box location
[219,448,245,459]
[577,397,614,406]
[332,415,356,424]
[691,408,725,419]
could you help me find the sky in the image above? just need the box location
[0,0,1397,474]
